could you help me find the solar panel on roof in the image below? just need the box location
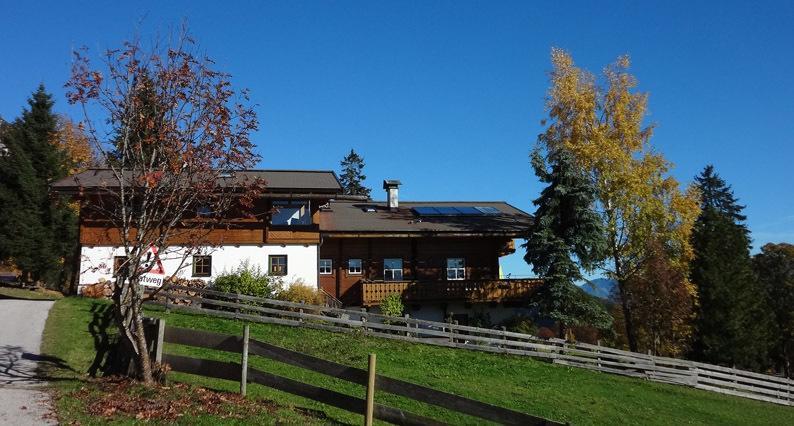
[412,205,503,217]
[474,206,501,215]
[454,206,481,215]
[434,206,461,215]
[412,206,442,216]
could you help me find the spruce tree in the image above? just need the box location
[691,165,770,370]
[523,149,612,336]
[339,149,371,198]
[753,243,794,377]
[0,86,77,286]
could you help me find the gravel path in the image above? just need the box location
[0,300,57,425]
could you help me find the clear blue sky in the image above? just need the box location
[2,1,793,277]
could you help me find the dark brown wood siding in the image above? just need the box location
[319,236,509,304]
[78,197,328,246]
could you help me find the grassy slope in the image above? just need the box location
[43,297,793,425]
[0,286,63,300]
[40,297,329,425]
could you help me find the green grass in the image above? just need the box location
[42,297,793,425]
[0,285,63,300]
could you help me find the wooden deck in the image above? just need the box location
[361,278,543,306]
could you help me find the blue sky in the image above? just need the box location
[2,1,793,277]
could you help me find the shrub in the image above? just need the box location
[537,326,556,340]
[276,283,324,305]
[211,261,277,298]
[501,314,538,335]
[380,293,404,318]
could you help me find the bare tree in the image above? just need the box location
[66,30,262,384]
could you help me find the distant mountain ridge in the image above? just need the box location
[579,278,616,300]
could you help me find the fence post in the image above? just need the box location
[596,339,601,369]
[360,308,368,335]
[449,320,458,344]
[500,326,507,352]
[404,314,410,337]
[299,300,305,324]
[365,353,377,426]
[154,318,165,364]
[241,324,250,397]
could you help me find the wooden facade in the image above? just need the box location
[78,198,328,247]
[318,236,535,306]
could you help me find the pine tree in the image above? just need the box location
[753,243,794,377]
[691,165,770,370]
[0,86,77,286]
[523,149,612,336]
[339,149,371,198]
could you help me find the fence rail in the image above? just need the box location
[146,285,794,407]
[150,321,559,425]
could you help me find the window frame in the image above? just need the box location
[446,257,466,280]
[383,258,403,281]
[113,256,127,277]
[348,258,363,275]
[319,258,333,275]
[192,255,212,278]
[269,255,288,276]
[270,200,312,226]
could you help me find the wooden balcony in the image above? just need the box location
[361,278,543,306]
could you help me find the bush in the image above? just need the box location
[537,326,556,340]
[211,261,277,298]
[501,314,538,335]
[276,283,324,305]
[380,293,404,317]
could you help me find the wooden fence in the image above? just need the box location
[146,285,794,407]
[146,319,561,426]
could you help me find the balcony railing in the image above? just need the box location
[361,278,543,306]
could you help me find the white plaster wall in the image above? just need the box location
[78,244,318,290]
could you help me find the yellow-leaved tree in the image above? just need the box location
[539,48,700,353]
[53,115,97,175]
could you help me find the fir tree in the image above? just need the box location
[691,165,770,370]
[339,149,371,198]
[0,86,77,286]
[753,243,794,377]
[523,149,612,336]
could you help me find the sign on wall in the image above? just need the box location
[140,245,166,288]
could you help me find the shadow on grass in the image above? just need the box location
[87,302,133,378]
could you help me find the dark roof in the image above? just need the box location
[321,201,531,236]
[51,169,342,193]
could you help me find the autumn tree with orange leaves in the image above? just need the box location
[66,30,262,384]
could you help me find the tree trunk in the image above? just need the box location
[617,278,639,352]
[112,274,154,384]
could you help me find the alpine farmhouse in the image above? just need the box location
[52,169,541,322]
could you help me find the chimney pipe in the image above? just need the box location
[383,180,401,211]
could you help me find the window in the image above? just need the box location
[113,256,127,277]
[269,255,288,276]
[384,258,403,281]
[196,205,213,217]
[192,255,212,277]
[446,258,465,280]
[271,200,311,226]
[348,259,363,275]
[319,259,333,275]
